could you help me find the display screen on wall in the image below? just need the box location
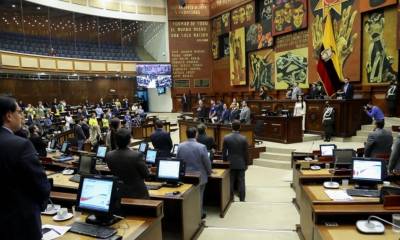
[174,80,190,88]
[136,64,172,88]
[194,79,210,88]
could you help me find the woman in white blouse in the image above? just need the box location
[293,95,306,131]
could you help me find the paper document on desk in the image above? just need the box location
[325,190,353,201]
[42,224,70,240]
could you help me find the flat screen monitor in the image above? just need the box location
[78,155,96,175]
[50,139,56,149]
[352,158,383,183]
[172,144,179,155]
[320,144,336,157]
[60,142,69,154]
[76,175,119,222]
[146,149,157,164]
[333,149,355,165]
[139,142,148,153]
[96,146,107,159]
[156,158,182,183]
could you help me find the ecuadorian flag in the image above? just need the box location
[317,13,343,97]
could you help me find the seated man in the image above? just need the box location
[364,120,393,158]
[388,133,400,173]
[28,125,47,157]
[177,127,211,219]
[106,128,149,199]
[208,100,218,123]
[150,120,173,157]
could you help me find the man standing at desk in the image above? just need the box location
[177,127,211,219]
[239,100,251,125]
[364,120,393,158]
[150,120,173,157]
[339,78,354,99]
[223,120,249,202]
[0,96,51,240]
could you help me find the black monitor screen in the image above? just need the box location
[320,144,336,157]
[79,155,94,175]
[60,142,69,153]
[96,146,107,159]
[352,158,383,182]
[157,159,181,181]
[146,149,157,164]
[139,142,148,153]
[78,177,114,213]
[334,149,354,165]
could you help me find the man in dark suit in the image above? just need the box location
[389,134,400,173]
[364,120,393,158]
[196,123,215,151]
[0,96,51,240]
[222,120,249,201]
[181,93,188,112]
[150,120,173,157]
[29,124,47,157]
[106,128,149,199]
[177,127,211,218]
[74,118,87,150]
[342,78,354,100]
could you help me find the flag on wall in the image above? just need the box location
[317,13,343,96]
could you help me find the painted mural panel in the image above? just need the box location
[272,0,307,36]
[359,0,397,12]
[229,27,246,86]
[275,47,308,90]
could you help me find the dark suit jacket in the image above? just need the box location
[0,127,50,240]
[222,131,249,170]
[106,148,149,199]
[220,109,230,123]
[389,135,400,172]
[29,134,47,157]
[197,133,215,150]
[150,128,173,157]
[364,128,393,158]
[230,109,240,121]
[344,83,354,100]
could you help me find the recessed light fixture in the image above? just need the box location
[11,4,16,8]
[37,6,41,10]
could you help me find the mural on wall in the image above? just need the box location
[256,0,274,47]
[359,0,398,12]
[245,23,273,52]
[310,0,359,81]
[248,49,274,91]
[231,2,255,30]
[229,27,246,86]
[272,0,307,36]
[275,47,308,90]
[221,12,231,33]
[362,8,398,84]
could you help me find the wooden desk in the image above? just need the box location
[48,173,203,240]
[253,115,303,143]
[41,214,162,240]
[299,184,380,240]
[315,225,400,240]
[305,99,370,137]
[205,169,232,217]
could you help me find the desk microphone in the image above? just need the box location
[323,156,339,189]
[356,215,400,234]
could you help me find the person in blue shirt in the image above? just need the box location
[364,103,385,122]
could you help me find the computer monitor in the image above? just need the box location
[78,155,96,175]
[172,144,179,155]
[156,158,184,185]
[320,144,336,157]
[351,158,383,189]
[146,149,157,164]
[76,175,120,225]
[96,146,107,159]
[138,142,148,153]
[60,142,70,154]
[333,149,355,166]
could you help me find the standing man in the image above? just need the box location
[291,82,302,100]
[386,80,398,117]
[74,118,87,150]
[0,96,51,240]
[222,120,249,202]
[181,93,188,112]
[196,123,216,151]
[177,127,211,219]
[364,120,393,158]
[364,102,385,123]
[150,120,173,157]
[342,78,354,100]
[239,100,251,124]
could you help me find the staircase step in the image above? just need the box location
[264,146,296,154]
[253,158,291,170]
[330,137,353,142]
[356,130,397,137]
[351,136,366,143]
[303,134,322,142]
[259,152,292,161]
